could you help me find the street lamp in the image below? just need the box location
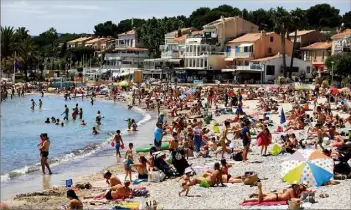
[331,61,335,86]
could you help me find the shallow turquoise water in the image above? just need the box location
[0,95,142,178]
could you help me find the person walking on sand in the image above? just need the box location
[30,99,36,110]
[114,130,124,158]
[38,133,53,175]
[62,105,69,120]
[241,120,252,162]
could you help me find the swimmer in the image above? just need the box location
[61,122,64,127]
[45,118,50,124]
[79,108,83,120]
[81,120,87,126]
[61,105,69,120]
[128,104,133,110]
[96,111,103,125]
[92,127,99,135]
[56,119,60,125]
[91,97,94,105]
[30,99,36,110]
[39,99,43,109]
[51,117,56,123]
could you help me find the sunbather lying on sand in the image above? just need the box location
[103,171,122,188]
[245,182,307,202]
[93,181,132,201]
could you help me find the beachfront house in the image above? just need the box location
[300,42,331,75]
[67,37,95,48]
[221,32,293,83]
[331,29,351,55]
[103,30,148,79]
[235,53,313,84]
[143,28,195,81]
[84,37,112,51]
[182,16,259,82]
[288,30,328,59]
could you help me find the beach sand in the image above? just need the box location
[4,91,351,209]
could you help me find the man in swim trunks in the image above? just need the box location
[62,105,69,120]
[199,162,225,188]
[94,181,132,200]
[114,130,124,158]
[38,133,53,175]
[103,171,122,188]
[241,120,252,162]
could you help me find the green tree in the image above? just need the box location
[325,53,351,76]
[17,39,39,81]
[251,9,274,31]
[94,21,118,37]
[189,7,211,29]
[14,27,30,41]
[342,11,351,28]
[271,7,291,77]
[306,4,342,29]
[1,26,15,59]
[289,8,307,77]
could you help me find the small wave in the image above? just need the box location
[1,105,153,183]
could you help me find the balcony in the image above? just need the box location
[161,51,181,59]
[225,65,263,71]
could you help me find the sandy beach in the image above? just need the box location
[2,86,351,210]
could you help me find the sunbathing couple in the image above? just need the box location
[93,171,132,200]
[179,161,243,196]
[245,182,307,203]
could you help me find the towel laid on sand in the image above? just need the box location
[240,200,287,206]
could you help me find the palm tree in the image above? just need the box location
[15,27,30,41]
[271,7,291,77]
[289,8,306,77]
[1,26,15,59]
[17,39,38,81]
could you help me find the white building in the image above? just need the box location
[103,30,148,78]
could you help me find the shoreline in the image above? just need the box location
[1,92,155,202]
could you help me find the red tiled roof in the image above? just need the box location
[119,30,136,36]
[331,29,351,40]
[300,42,332,50]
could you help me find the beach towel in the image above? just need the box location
[240,200,287,206]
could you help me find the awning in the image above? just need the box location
[312,63,325,67]
[222,69,236,72]
[168,59,182,63]
[225,57,234,61]
[238,43,253,47]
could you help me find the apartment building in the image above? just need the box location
[331,28,351,55]
[84,37,112,51]
[288,30,328,58]
[67,37,95,48]
[300,42,331,73]
[224,32,293,68]
[183,16,259,71]
[103,30,148,78]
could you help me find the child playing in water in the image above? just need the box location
[92,127,99,135]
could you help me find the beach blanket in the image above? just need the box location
[242,202,312,209]
[240,200,287,206]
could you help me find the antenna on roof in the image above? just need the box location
[131,18,134,28]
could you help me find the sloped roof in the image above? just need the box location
[228,33,261,43]
[300,42,331,50]
[251,53,281,62]
[331,29,351,40]
[68,37,92,44]
[119,30,136,36]
[288,30,315,37]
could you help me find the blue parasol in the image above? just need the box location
[280,108,286,124]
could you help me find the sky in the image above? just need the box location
[1,0,350,35]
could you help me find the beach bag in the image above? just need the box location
[243,173,258,185]
[231,152,243,161]
[288,198,301,210]
[148,171,165,183]
[271,144,282,156]
[301,191,316,203]
[212,124,220,133]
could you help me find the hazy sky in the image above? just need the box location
[2,0,350,35]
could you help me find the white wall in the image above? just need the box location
[255,55,313,82]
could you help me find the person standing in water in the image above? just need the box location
[114,130,124,158]
[62,105,69,120]
[91,97,94,105]
[41,90,44,97]
[96,111,102,125]
[38,133,53,175]
[30,99,36,110]
[79,108,83,120]
[39,99,43,109]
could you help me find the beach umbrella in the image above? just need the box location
[280,108,286,124]
[119,81,129,87]
[281,149,333,187]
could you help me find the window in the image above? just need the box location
[268,47,272,54]
[307,66,311,74]
[266,65,275,75]
[270,36,274,42]
[226,46,231,56]
[244,60,249,65]
[244,46,248,52]
[235,46,240,53]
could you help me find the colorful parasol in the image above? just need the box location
[330,87,339,95]
[281,149,333,187]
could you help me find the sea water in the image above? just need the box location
[0,95,142,181]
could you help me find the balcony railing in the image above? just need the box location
[225,52,253,58]
[184,52,209,57]
[161,51,181,58]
